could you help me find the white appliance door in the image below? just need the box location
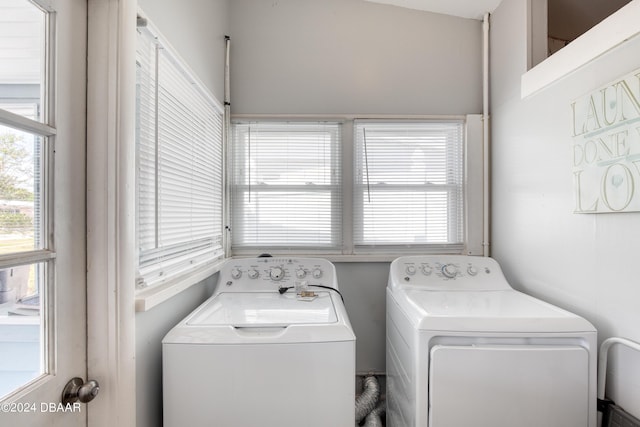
[429,345,589,427]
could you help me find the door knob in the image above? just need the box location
[61,377,100,405]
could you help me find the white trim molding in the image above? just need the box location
[86,0,136,426]
[135,260,225,312]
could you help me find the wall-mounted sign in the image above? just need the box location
[572,68,640,213]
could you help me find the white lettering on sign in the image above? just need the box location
[571,69,640,213]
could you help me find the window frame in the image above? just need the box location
[230,114,484,260]
[0,0,56,398]
[352,119,465,253]
[134,20,226,291]
[0,1,55,280]
[230,120,343,254]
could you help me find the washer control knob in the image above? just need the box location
[269,267,285,281]
[231,268,242,279]
[441,264,458,278]
[312,268,323,279]
[248,269,259,279]
[421,265,433,276]
[296,268,307,279]
[467,265,478,276]
[405,265,416,275]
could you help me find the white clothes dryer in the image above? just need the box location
[163,257,355,427]
[386,255,597,427]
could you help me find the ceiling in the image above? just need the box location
[363,0,504,20]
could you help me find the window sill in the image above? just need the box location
[231,250,472,263]
[521,1,640,98]
[231,253,399,263]
[134,260,225,312]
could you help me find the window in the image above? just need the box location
[0,0,50,398]
[231,117,482,257]
[354,120,464,252]
[135,23,224,288]
[231,121,342,252]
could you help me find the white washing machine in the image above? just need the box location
[163,257,355,427]
[386,255,597,427]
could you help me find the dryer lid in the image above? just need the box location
[396,289,596,332]
[405,289,569,318]
[186,292,338,327]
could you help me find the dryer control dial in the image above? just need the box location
[467,265,478,276]
[295,268,307,279]
[405,265,416,275]
[312,268,323,279]
[269,267,285,281]
[248,269,259,279]
[441,264,458,278]
[421,265,433,276]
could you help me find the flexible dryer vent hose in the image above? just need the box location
[363,401,386,427]
[355,376,380,424]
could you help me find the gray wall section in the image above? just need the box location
[135,275,217,427]
[229,0,482,115]
[491,0,640,418]
[134,1,483,426]
[137,0,229,101]
[335,262,390,373]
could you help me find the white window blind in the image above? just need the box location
[136,26,224,287]
[231,122,341,251]
[353,120,464,251]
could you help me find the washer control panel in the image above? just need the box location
[220,257,337,291]
[390,255,511,291]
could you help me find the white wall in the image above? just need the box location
[490,0,640,418]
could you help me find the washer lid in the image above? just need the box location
[395,289,595,332]
[186,292,338,327]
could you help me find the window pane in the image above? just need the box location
[136,25,225,287]
[156,50,221,251]
[0,0,48,402]
[135,30,157,254]
[0,261,46,399]
[232,122,342,250]
[0,125,42,254]
[234,190,338,247]
[0,0,45,122]
[354,121,464,249]
[358,190,453,244]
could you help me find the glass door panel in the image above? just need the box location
[0,0,49,402]
[0,262,45,399]
[0,0,45,122]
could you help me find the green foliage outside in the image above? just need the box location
[0,211,32,232]
[0,132,35,246]
[0,132,34,201]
